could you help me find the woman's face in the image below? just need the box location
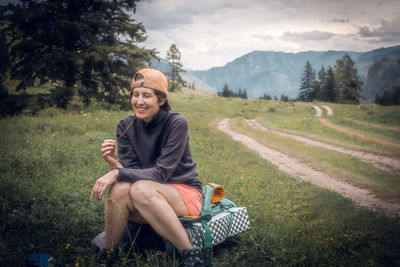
[131,87,161,123]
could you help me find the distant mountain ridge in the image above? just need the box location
[151,45,400,103]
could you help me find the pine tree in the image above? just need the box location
[242,89,248,99]
[166,44,185,92]
[334,54,363,104]
[298,61,315,101]
[220,83,232,97]
[317,66,327,101]
[1,0,155,108]
[325,66,337,102]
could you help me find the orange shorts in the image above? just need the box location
[170,184,203,216]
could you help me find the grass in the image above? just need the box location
[1,92,400,266]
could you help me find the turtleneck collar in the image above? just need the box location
[142,109,167,128]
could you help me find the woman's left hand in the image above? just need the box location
[90,169,119,202]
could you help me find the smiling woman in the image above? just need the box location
[90,68,204,266]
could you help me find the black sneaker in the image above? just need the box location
[179,247,205,267]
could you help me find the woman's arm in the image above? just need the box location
[90,169,119,201]
[116,117,141,169]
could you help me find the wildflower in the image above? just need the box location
[344,234,348,237]
[329,237,334,241]
[48,257,53,262]
[65,243,71,249]
[75,263,79,267]
[298,229,302,233]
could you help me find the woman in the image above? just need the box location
[90,68,204,266]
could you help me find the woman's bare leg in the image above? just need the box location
[104,182,133,249]
[104,180,193,251]
[129,180,192,250]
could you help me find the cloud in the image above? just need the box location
[357,15,400,43]
[252,34,274,40]
[332,18,350,23]
[282,30,335,42]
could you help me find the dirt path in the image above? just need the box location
[321,105,333,116]
[218,118,400,216]
[311,105,400,150]
[352,119,400,133]
[312,106,322,117]
[248,119,400,175]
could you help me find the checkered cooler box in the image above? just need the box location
[227,207,251,236]
[184,207,250,247]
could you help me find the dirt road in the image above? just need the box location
[219,118,400,216]
[247,119,400,175]
[312,105,400,150]
[321,105,333,116]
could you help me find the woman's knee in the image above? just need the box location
[107,182,132,201]
[130,180,158,206]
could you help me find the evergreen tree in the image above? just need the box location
[259,93,272,100]
[325,66,337,102]
[280,94,289,102]
[220,83,233,97]
[166,44,185,92]
[298,61,315,101]
[238,88,242,98]
[375,87,400,106]
[1,0,155,108]
[242,89,248,99]
[310,70,320,101]
[317,66,327,101]
[334,54,363,104]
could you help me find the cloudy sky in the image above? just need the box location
[134,0,400,70]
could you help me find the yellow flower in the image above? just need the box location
[344,234,348,237]
[329,237,334,241]
[75,263,79,267]
[298,229,302,233]
[48,257,53,262]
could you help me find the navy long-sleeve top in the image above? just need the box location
[116,109,202,193]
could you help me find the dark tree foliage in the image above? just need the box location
[1,0,156,109]
[166,43,185,92]
[259,93,272,100]
[217,84,247,99]
[218,83,234,97]
[334,54,363,104]
[325,66,337,102]
[315,66,327,101]
[298,61,315,101]
[375,87,400,106]
[280,94,289,102]
[242,89,247,99]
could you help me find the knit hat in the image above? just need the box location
[130,68,172,110]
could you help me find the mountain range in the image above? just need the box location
[152,45,400,103]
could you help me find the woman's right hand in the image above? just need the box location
[101,139,120,169]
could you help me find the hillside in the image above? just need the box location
[153,46,400,102]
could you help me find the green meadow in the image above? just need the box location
[1,89,400,266]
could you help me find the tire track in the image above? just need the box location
[218,118,400,216]
[319,118,400,150]
[247,119,400,175]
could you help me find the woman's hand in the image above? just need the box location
[90,169,119,202]
[101,139,121,169]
